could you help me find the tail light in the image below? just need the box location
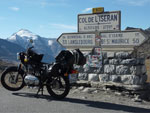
[64,70,78,77]
[71,70,78,74]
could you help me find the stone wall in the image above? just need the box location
[75,52,147,85]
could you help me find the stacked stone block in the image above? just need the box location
[77,52,147,85]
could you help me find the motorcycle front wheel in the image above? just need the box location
[46,75,70,99]
[1,66,25,91]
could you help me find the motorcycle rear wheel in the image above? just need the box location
[1,66,25,91]
[46,75,70,99]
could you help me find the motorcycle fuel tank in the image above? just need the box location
[24,74,39,86]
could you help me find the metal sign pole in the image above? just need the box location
[95,30,103,65]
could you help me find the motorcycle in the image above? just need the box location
[0,40,86,99]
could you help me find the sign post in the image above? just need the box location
[57,33,97,51]
[78,11,121,32]
[57,8,148,52]
[99,29,148,51]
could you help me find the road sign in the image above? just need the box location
[92,7,104,14]
[100,29,148,47]
[57,33,97,50]
[78,11,121,32]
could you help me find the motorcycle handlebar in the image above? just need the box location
[28,46,34,50]
[26,46,34,54]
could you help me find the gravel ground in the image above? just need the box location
[69,86,150,109]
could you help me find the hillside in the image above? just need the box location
[0,59,16,73]
[0,38,25,61]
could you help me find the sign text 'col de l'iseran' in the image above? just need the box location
[78,11,121,32]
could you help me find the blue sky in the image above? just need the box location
[0,0,150,39]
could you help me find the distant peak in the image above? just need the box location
[18,29,32,32]
[147,27,150,30]
[14,29,38,39]
[17,29,34,35]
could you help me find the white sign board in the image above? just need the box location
[100,30,147,46]
[57,33,96,48]
[78,11,121,32]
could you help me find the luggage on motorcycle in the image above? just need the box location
[55,49,86,66]
[73,49,86,66]
[49,63,62,76]
[51,49,86,76]
[55,50,75,67]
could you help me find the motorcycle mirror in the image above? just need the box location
[29,39,33,43]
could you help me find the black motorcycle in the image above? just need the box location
[1,40,86,99]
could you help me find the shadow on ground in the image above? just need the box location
[12,92,150,113]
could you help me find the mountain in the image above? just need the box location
[125,27,140,30]
[0,38,25,61]
[0,59,17,72]
[7,29,64,63]
[145,27,150,37]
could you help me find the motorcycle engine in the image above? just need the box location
[24,74,39,86]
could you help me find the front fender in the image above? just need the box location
[3,65,24,75]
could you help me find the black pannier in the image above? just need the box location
[50,49,86,76]
[55,49,86,66]
[73,49,86,66]
[55,50,75,68]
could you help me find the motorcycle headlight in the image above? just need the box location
[17,53,20,60]
[24,56,28,62]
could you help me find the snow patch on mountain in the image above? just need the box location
[48,40,53,46]
[16,29,37,39]
[8,29,39,43]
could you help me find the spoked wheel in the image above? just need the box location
[46,75,70,99]
[1,66,25,91]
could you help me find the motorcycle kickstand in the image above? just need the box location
[36,86,44,97]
